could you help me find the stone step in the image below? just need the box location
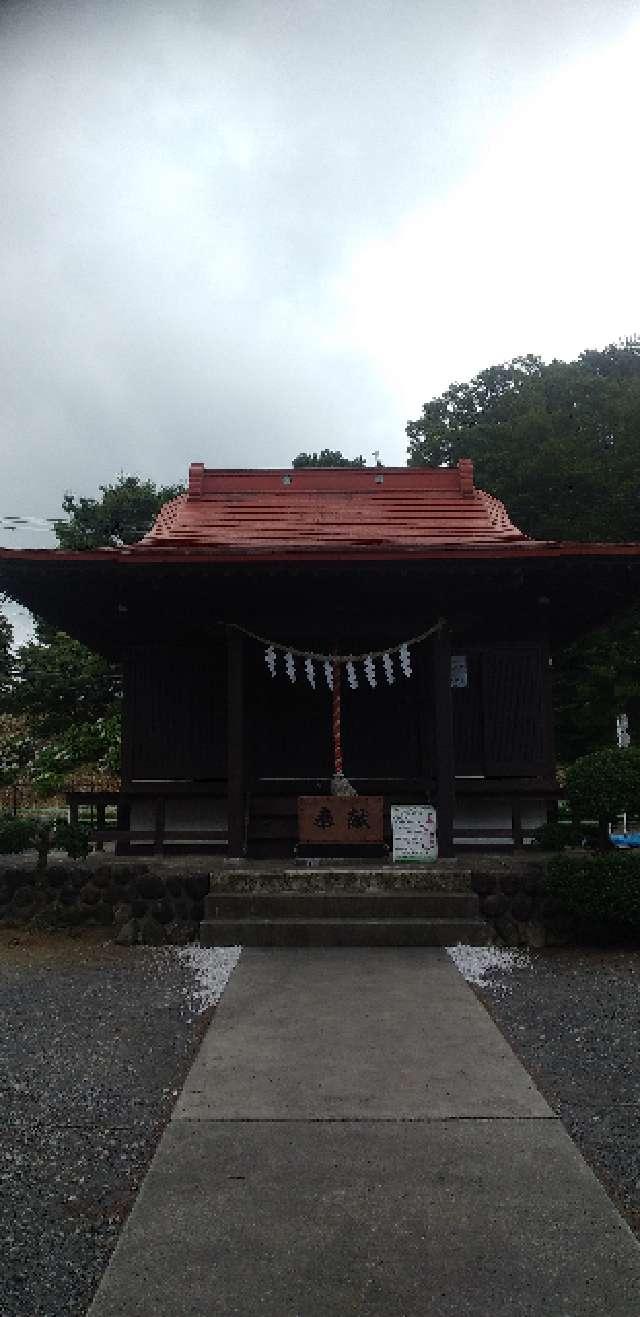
[204,891,480,920]
[207,868,475,894]
[200,917,492,947]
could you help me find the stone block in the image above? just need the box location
[525,921,547,948]
[12,884,36,907]
[165,920,198,945]
[79,882,100,906]
[522,870,545,895]
[137,875,165,900]
[115,918,139,946]
[138,913,167,945]
[494,915,522,947]
[151,898,174,926]
[186,873,210,901]
[470,873,497,896]
[511,895,534,922]
[92,901,114,925]
[481,893,509,918]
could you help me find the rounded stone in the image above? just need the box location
[136,875,165,900]
[499,875,521,896]
[12,884,37,907]
[138,913,167,945]
[470,874,497,896]
[115,918,138,946]
[151,898,174,926]
[511,894,534,922]
[494,914,521,947]
[186,874,209,901]
[113,902,134,927]
[92,901,115,925]
[79,883,100,906]
[482,893,509,918]
[165,920,198,945]
[522,870,545,895]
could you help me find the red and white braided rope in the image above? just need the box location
[332,660,343,775]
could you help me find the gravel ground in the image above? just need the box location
[0,930,240,1317]
[461,947,640,1237]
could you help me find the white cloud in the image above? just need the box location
[333,20,640,432]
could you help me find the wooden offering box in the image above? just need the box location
[298,795,384,845]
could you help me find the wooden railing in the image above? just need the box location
[67,791,228,855]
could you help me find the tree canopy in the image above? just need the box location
[292,449,366,468]
[0,476,183,794]
[0,601,13,703]
[54,474,184,549]
[406,339,640,542]
[407,338,640,758]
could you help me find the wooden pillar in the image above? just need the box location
[431,625,455,858]
[95,801,105,852]
[116,797,131,856]
[227,628,246,857]
[153,796,166,856]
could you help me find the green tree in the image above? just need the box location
[0,600,13,702]
[3,474,183,789]
[406,339,640,541]
[54,474,184,549]
[10,631,120,738]
[407,339,640,760]
[292,449,367,468]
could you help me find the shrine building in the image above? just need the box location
[2,459,640,858]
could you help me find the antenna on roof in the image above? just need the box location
[372,450,381,467]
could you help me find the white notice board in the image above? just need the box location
[391,805,438,863]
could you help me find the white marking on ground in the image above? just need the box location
[447,944,532,992]
[176,945,241,1015]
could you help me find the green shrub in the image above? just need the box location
[0,812,90,866]
[547,852,640,930]
[532,820,586,851]
[53,819,90,861]
[0,813,35,854]
[565,748,640,834]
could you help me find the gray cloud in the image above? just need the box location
[1,0,637,547]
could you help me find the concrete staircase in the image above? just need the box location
[200,868,492,946]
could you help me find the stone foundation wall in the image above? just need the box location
[469,866,568,948]
[0,856,568,948]
[0,860,209,944]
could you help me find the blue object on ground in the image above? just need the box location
[611,833,640,848]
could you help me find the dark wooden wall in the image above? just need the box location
[452,642,551,778]
[248,644,425,781]
[121,637,553,789]
[122,644,227,783]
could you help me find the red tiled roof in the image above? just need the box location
[135,460,527,556]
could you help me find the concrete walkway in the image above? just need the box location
[88,949,640,1315]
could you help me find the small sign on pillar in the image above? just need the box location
[391,805,438,863]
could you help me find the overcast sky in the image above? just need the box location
[2,0,639,608]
